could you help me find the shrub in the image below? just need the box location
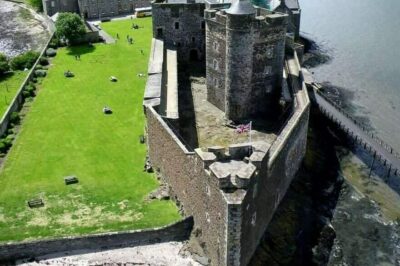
[24,83,36,97]
[0,53,9,76]
[46,48,57,57]
[0,141,7,153]
[35,65,43,70]
[7,128,15,135]
[39,57,49,66]
[10,51,40,71]
[10,112,20,125]
[34,70,47,77]
[48,38,60,49]
[0,137,13,153]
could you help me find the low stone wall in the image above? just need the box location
[0,217,193,263]
[0,32,54,137]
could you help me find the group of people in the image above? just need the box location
[74,55,81,60]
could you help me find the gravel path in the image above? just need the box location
[17,241,201,266]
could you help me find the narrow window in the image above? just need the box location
[213,59,218,70]
[157,28,163,38]
[192,37,196,43]
[213,42,218,51]
[201,21,205,30]
[175,22,179,30]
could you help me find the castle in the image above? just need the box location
[144,0,310,265]
[42,0,150,19]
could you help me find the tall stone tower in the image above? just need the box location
[205,0,288,122]
[225,0,257,122]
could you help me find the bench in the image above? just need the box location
[28,199,44,208]
[64,176,79,185]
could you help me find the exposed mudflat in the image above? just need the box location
[0,0,50,58]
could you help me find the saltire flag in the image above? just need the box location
[235,122,252,134]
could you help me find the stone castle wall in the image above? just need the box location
[205,11,226,111]
[78,0,150,19]
[43,0,151,19]
[152,2,205,61]
[239,105,309,265]
[145,106,229,265]
[42,0,79,17]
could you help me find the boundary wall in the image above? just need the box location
[0,217,193,262]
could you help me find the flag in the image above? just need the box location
[235,122,252,134]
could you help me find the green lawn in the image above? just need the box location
[0,71,26,118]
[0,18,180,243]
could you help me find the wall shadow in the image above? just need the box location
[249,108,343,265]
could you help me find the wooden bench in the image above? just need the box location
[64,176,79,185]
[28,199,44,208]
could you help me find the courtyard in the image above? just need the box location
[0,18,181,242]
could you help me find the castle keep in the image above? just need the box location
[205,3,287,121]
[145,0,310,265]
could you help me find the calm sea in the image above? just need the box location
[299,0,400,151]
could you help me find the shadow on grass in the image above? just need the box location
[66,45,96,57]
[0,72,17,83]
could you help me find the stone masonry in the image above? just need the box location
[152,0,206,61]
[205,3,288,121]
[42,0,151,19]
[42,0,79,17]
[144,0,309,265]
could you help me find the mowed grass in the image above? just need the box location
[0,71,27,117]
[0,18,181,243]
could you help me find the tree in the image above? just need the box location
[55,13,86,44]
[0,53,10,76]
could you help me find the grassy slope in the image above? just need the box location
[0,71,26,118]
[0,18,180,243]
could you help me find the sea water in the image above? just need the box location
[299,0,400,151]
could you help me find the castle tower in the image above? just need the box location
[205,2,288,122]
[225,0,256,122]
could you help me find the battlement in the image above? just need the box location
[205,6,287,25]
[195,141,271,190]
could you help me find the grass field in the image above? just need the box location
[0,18,181,243]
[0,71,26,118]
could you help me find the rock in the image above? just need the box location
[46,48,57,57]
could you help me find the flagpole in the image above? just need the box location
[249,121,252,152]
